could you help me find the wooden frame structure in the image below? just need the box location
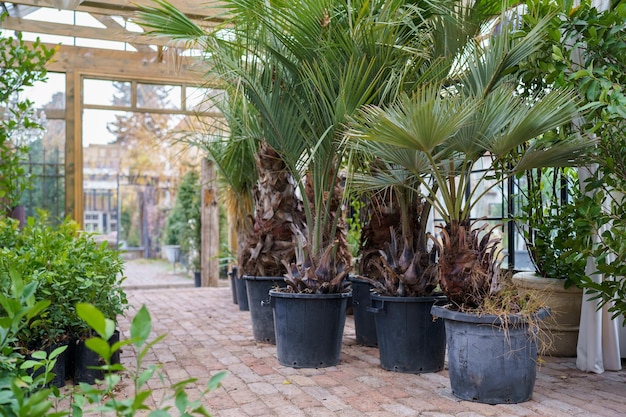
[2,0,222,223]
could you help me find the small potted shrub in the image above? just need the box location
[0,213,127,384]
[512,168,587,357]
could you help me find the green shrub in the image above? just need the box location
[0,212,128,346]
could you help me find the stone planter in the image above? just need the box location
[512,271,583,357]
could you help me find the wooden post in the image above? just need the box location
[201,158,219,287]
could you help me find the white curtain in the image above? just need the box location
[572,0,623,374]
[576,167,622,373]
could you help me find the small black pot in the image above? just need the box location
[71,330,121,385]
[194,271,202,287]
[27,340,70,388]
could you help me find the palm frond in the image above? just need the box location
[135,0,207,41]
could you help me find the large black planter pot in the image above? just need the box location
[244,275,284,344]
[269,289,351,368]
[234,277,249,311]
[369,293,446,373]
[431,305,550,404]
[194,271,202,288]
[347,276,377,347]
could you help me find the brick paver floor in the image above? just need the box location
[115,260,626,417]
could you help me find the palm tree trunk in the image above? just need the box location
[240,141,305,277]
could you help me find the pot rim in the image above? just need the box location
[371,293,446,303]
[430,304,551,325]
[242,275,285,282]
[269,289,352,299]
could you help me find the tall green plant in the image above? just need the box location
[137,0,473,292]
[346,14,592,309]
[163,170,202,270]
[521,0,626,319]
[0,21,55,215]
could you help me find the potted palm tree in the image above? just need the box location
[346,12,593,402]
[137,0,450,367]
[346,0,520,373]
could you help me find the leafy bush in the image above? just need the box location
[0,213,127,345]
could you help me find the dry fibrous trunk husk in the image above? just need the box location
[359,195,437,297]
[434,220,503,309]
[240,141,305,277]
[303,167,352,269]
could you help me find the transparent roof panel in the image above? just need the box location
[24,9,106,29]
[13,31,75,45]
[75,37,129,51]
[112,16,144,33]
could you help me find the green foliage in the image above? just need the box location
[0,270,63,417]
[0,212,127,343]
[162,170,201,270]
[0,18,56,214]
[520,1,626,319]
[515,168,588,285]
[345,196,363,262]
[71,303,227,416]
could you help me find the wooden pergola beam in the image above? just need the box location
[8,0,229,22]
[2,15,192,47]
[45,43,212,83]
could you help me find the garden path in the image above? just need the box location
[113,259,626,417]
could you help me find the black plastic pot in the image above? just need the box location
[235,277,249,311]
[244,275,284,344]
[71,330,121,385]
[229,267,238,304]
[431,305,550,404]
[269,289,351,368]
[73,338,105,384]
[368,293,446,373]
[347,275,377,347]
[28,341,70,388]
[194,271,201,287]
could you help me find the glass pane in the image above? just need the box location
[82,109,132,145]
[21,72,66,110]
[186,87,225,112]
[82,109,204,249]
[20,119,66,221]
[137,83,181,110]
[84,79,131,107]
[469,170,504,219]
[511,227,533,271]
[75,37,129,51]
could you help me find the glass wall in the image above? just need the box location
[19,72,66,221]
[81,77,222,256]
